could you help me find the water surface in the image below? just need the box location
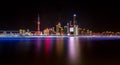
[0,37,120,65]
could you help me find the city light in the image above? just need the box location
[0,14,120,39]
[73,14,76,16]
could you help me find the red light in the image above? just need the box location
[70,25,73,27]
[45,37,50,56]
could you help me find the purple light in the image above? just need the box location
[0,36,120,41]
[68,37,77,64]
[35,38,41,55]
[67,37,82,65]
[73,14,76,16]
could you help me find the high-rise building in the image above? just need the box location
[74,25,78,35]
[73,14,77,25]
[19,29,23,34]
[56,25,59,33]
[67,23,70,34]
[73,14,78,35]
[56,22,62,35]
[64,26,67,35]
[19,29,26,35]
[69,21,72,26]
[70,26,74,34]
[43,28,49,35]
[69,21,74,35]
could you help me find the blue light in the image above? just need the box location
[77,36,120,40]
[0,36,120,41]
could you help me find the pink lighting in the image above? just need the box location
[68,37,76,64]
[45,37,50,56]
[68,37,80,65]
[35,38,41,55]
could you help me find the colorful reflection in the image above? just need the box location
[50,38,54,51]
[45,37,51,56]
[56,37,64,56]
[35,38,41,55]
[68,37,80,65]
[75,37,81,64]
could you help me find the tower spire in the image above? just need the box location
[73,14,78,35]
[37,14,40,32]
[73,14,77,25]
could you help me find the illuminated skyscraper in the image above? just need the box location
[73,14,77,25]
[74,25,78,35]
[67,23,70,34]
[56,22,62,35]
[73,14,78,35]
[43,28,49,35]
[69,21,74,35]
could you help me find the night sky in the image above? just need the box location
[0,1,120,32]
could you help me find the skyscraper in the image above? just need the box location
[67,23,70,34]
[73,14,77,25]
[69,20,74,35]
[64,26,67,34]
[56,22,61,35]
[73,14,78,35]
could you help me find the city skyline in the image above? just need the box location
[0,13,119,36]
[0,1,120,32]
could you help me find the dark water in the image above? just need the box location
[0,37,120,65]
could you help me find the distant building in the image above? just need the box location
[60,27,64,35]
[3,31,7,35]
[70,25,74,34]
[19,29,26,35]
[43,28,49,35]
[56,22,62,35]
[64,26,67,35]
[67,23,70,34]
[74,25,78,35]
[52,27,55,32]
[73,14,78,35]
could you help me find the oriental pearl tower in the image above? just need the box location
[37,14,40,33]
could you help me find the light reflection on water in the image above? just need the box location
[56,37,64,56]
[68,37,81,65]
[0,37,120,65]
[33,37,81,65]
[45,37,51,56]
[35,38,41,55]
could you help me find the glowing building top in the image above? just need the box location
[73,14,76,17]
[37,14,40,32]
[73,14,77,25]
